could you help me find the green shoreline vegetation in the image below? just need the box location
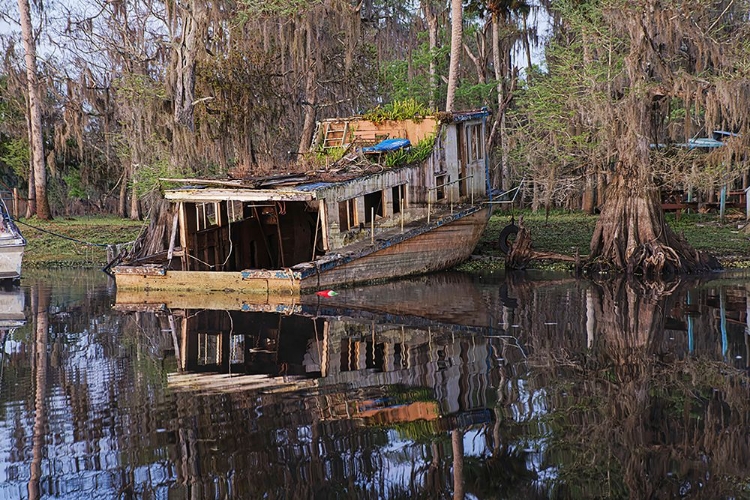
[18,210,750,272]
[463,209,750,273]
[20,216,145,269]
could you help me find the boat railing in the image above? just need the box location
[360,175,476,245]
[486,178,525,206]
[426,174,475,223]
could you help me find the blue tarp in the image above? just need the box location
[684,137,725,149]
[361,138,411,154]
[651,131,741,151]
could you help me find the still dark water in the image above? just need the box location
[2,269,750,499]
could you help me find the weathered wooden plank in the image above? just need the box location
[179,201,194,271]
[113,265,166,276]
[115,288,302,312]
[112,302,167,313]
[114,269,300,294]
[165,188,314,203]
[167,372,317,394]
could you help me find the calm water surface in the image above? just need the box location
[2,269,750,499]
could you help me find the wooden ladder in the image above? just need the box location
[323,121,349,148]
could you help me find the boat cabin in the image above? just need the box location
[152,110,490,274]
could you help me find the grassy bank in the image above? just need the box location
[19,216,145,269]
[17,210,750,270]
[466,208,750,272]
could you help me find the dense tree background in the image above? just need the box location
[0,0,541,217]
[0,0,748,243]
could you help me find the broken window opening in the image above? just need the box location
[365,341,385,371]
[364,191,384,223]
[468,123,484,162]
[392,184,407,214]
[197,333,221,366]
[195,202,219,231]
[338,198,357,232]
[435,175,447,201]
[227,200,244,223]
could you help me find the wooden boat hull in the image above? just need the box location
[297,206,491,291]
[113,206,491,294]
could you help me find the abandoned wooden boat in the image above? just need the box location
[0,197,25,282]
[112,109,493,294]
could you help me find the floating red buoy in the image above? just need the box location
[315,290,338,297]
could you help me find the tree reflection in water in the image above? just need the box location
[517,276,750,498]
[137,273,750,498]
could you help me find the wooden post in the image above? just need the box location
[371,207,374,244]
[745,186,750,220]
[720,185,726,222]
[252,206,274,265]
[311,206,320,260]
[168,313,182,369]
[13,188,18,219]
[319,201,329,251]
[427,190,431,224]
[167,210,179,261]
[274,204,285,267]
[400,198,404,233]
[179,202,196,271]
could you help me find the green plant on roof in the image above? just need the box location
[383,134,435,168]
[319,145,346,161]
[309,145,346,165]
[362,98,433,123]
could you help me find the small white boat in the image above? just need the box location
[0,198,25,282]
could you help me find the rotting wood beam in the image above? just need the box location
[312,206,320,261]
[320,201,329,251]
[161,177,247,187]
[167,210,179,262]
[217,201,228,269]
[164,188,314,203]
[179,202,194,271]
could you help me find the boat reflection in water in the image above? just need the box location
[119,271,514,411]
[116,272,529,498]
[0,285,25,349]
[114,271,750,499]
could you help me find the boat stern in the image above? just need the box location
[0,237,25,280]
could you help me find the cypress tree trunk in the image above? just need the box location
[18,0,51,219]
[587,171,720,276]
[445,0,462,112]
[297,16,319,155]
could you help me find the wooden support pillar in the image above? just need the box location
[179,202,196,271]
